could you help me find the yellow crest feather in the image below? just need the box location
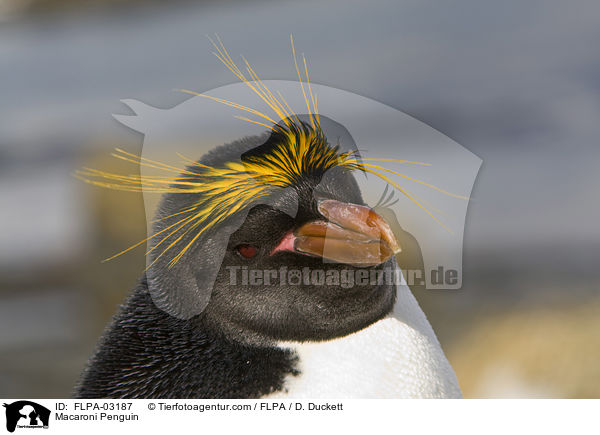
[76,35,467,268]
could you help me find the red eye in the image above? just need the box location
[237,244,258,259]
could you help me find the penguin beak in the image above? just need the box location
[271,199,401,266]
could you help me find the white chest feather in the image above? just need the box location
[265,284,462,399]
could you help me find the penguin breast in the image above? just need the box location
[264,315,462,399]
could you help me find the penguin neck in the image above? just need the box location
[78,278,461,399]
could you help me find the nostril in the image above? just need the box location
[236,244,259,259]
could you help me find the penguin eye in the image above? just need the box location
[236,244,259,259]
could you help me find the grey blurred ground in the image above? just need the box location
[1,0,599,398]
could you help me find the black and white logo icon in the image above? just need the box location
[3,401,50,433]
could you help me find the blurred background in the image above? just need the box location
[1,0,599,398]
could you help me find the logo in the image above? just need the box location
[3,401,50,433]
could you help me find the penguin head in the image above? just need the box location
[145,117,400,345]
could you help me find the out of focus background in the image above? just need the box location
[1,0,599,398]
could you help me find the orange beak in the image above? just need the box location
[271,199,401,267]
